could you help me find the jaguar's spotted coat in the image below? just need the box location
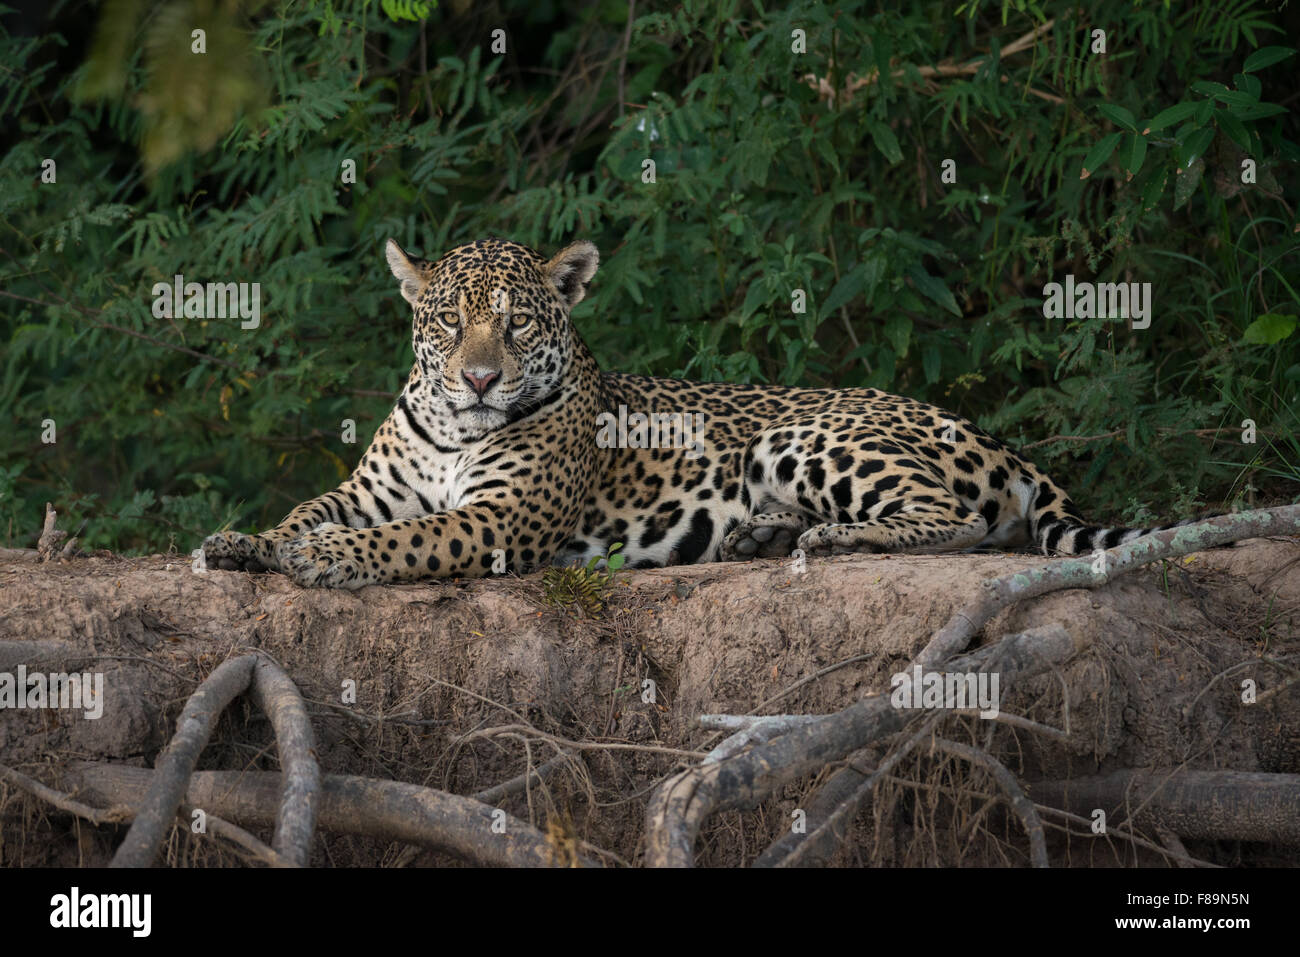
[202,237,1197,588]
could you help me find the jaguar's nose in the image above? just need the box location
[463,368,501,397]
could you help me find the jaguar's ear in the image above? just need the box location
[386,239,432,306]
[544,240,599,308]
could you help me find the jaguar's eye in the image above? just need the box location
[510,312,532,328]
[439,311,460,327]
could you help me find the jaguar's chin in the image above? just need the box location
[437,389,506,416]
[450,401,510,432]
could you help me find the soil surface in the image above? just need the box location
[2,536,1298,866]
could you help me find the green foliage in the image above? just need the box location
[541,543,626,618]
[379,0,434,24]
[1,0,1297,554]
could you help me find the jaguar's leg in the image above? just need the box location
[797,500,989,556]
[275,502,524,589]
[202,486,388,574]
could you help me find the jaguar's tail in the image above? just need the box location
[1033,514,1220,557]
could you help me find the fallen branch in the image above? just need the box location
[67,763,596,867]
[1028,770,1300,844]
[0,640,82,672]
[736,511,1285,867]
[2,763,286,866]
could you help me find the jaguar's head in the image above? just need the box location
[385,236,599,434]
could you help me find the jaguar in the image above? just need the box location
[202,236,1200,588]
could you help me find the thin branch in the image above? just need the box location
[179,804,287,867]
[772,719,938,868]
[1020,426,1273,451]
[1,763,132,826]
[457,723,707,760]
[616,0,636,118]
[917,506,1300,671]
[931,737,1048,867]
[698,714,824,764]
[805,19,1059,105]
[0,289,243,373]
[472,752,576,805]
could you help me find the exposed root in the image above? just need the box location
[248,654,320,866]
[110,655,258,867]
[645,624,1083,866]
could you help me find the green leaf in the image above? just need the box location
[1216,112,1253,152]
[883,314,912,359]
[869,120,903,165]
[1176,127,1215,169]
[1097,104,1136,131]
[1241,313,1297,344]
[1143,102,1199,133]
[1173,156,1204,210]
[1233,103,1287,121]
[741,276,773,318]
[1141,166,1169,210]
[1079,132,1122,179]
[1233,73,1262,98]
[905,265,961,317]
[1119,132,1147,178]
[819,263,868,320]
[859,255,886,302]
[1217,90,1261,110]
[922,345,942,384]
[1242,46,1296,73]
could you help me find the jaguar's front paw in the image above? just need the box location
[202,530,276,572]
[275,523,370,589]
[796,523,870,556]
